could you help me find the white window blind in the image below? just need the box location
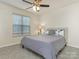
[13,14,30,36]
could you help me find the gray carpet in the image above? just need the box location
[0,45,79,59]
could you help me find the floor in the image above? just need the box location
[0,45,79,59]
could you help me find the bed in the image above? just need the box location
[21,28,66,59]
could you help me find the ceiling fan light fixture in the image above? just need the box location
[23,0,50,12]
[33,6,40,12]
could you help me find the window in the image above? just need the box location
[13,14,30,36]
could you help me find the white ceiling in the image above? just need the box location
[0,0,33,9]
[0,0,79,13]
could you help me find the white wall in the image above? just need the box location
[40,2,79,48]
[0,2,40,48]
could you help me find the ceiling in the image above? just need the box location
[0,0,79,13]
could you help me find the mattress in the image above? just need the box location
[21,35,66,59]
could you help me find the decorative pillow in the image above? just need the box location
[47,29,56,35]
[44,29,56,35]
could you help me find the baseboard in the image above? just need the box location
[0,42,79,49]
[67,44,79,49]
[0,42,20,48]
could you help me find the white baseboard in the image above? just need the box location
[0,42,79,49]
[67,44,79,49]
[0,42,20,48]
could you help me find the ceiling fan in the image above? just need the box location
[22,0,50,12]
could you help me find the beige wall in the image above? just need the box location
[40,2,79,48]
[0,2,40,48]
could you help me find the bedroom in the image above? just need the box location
[0,0,79,59]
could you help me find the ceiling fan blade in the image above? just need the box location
[40,4,50,7]
[22,0,33,4]
[26,6,33,9]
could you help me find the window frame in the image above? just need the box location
[12,14,31,36]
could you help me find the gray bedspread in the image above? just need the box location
[21,35,66,59]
